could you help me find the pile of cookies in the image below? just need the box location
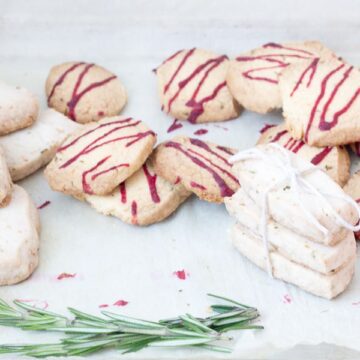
[43,61,243,224]
[226,145,358,299]
[1,40,360,298]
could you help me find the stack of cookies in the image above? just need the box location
[225,144,359,299]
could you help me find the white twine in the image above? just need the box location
[229,143,360,277]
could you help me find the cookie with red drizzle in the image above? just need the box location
[86,158,190,226]
[156,48,240,124]
[280,57,360,146]
[46,62,127,124]
[257,123,350,186]
[152,136,239,203]
[44,116,156,198]
[227,41,335,114]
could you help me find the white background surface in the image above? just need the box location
[1,1,360,359]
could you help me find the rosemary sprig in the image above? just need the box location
[0,294,263,357]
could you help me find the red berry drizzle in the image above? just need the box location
[291,61,360,142]
[161,49,228,123]
[48,62,117,122]
[236,42,315,84]
[142,163,161,203]
[290,58,319,96]
[165,139,238,197]
[57,118,155,194]
[194,128,208,136]
[259,123,276,134]
[265,127,333,165]
[131,201,137,224]
[117,164,161,223]
[167,118,183,133]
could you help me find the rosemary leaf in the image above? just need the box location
[0,294,263,357]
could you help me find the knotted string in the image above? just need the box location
[229,143,360,277]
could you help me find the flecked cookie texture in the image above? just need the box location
[0,109,81,181]
[227,41,335,114]
[44,116,156,198]
[46,62,127,123]
[0,185,40,285]
[0,82,39,135]
[257,123,350,186]
[152,136,239,203]
[0,146,12,207]
[156,48,240,123]
[86,159,191,226]
[280,58,360,147]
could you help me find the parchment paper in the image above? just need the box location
[1,0,360,358]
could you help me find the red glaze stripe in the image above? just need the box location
[142,164,160,203]
[311,147,332,165]
[131,201,138,224]
[290,58,319,96]
[48,62,117,122]
[59,122,151,169]
[262,42,314,55]
[260,123,275,134]
[48,62,85,102]
[167,56,225,112]
[194,129,208,136]
[291,141,305,153]
[187,148,239,184]
[189,138,230,165]
[165,141,235,197]
[82,156,111,194]
[119,182,127,203]
[164,48,195,94]
[236,42,315,84]
[167,118,183,133]
[216,145,235,156]
[270,130,288,142]
[91,163,129,181]
[187,81,227,124]
[304,63,346,142]
[190,181,207,190]
[58,118,133,152]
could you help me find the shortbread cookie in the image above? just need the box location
[46,62,127,123]
[0,185,40,285]
[231,223,355,299]
[280,58,360,146]
[231,145,358,245]
[86,159,191,226]
[257,123,350,186]
[0,146,12,206]
[225,189,356,274]
[0,109,81,181]
[153,136,239,203]
[0,82,39,135]
[227,41,335,114]
[45,116,156,198]
[156,48,240,123]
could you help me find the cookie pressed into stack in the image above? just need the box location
[225,144,359,299]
